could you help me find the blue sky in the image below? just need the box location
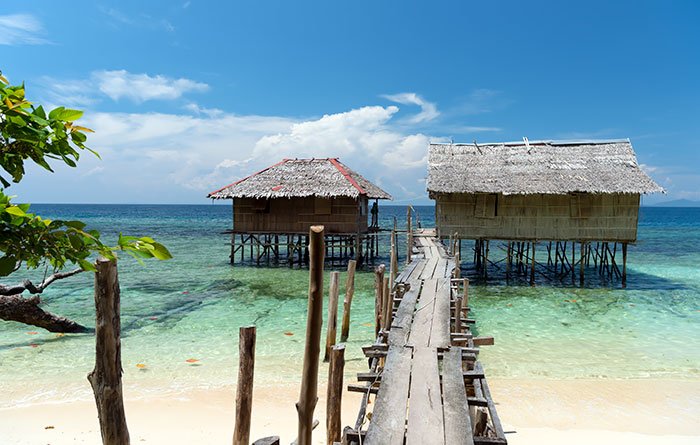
[1,0,698,204]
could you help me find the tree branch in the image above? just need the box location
[0,268,83,296]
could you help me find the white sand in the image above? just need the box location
[1,379,698,444]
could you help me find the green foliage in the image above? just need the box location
[0,72,171,277]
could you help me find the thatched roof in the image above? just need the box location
[428,139,664,196]
[208,158,392,200]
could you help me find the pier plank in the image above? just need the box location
[364,346,413,445]
[389,284,421,346]
[429,279,451,349]
[442,348,474,445]
[406,347,444,445]
[408,279,437,348]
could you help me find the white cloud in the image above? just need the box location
[13,97,440,203]
[94,70,209,103]
[382,93,439,123]
[0,14,49,45]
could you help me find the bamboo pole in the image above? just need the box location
[374,265,385,337]
[326,344,345,445]
[296,225,325,445]
[323,272,340,363]
[233,326,256,445]
[87,258,130,445]
[340,260,356,342]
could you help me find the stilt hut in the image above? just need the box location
[208,158,392,266]
[427,139,663,285]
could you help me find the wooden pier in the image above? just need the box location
[344,229,506,445]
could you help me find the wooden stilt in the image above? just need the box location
[326,344,345,445]
[622,242,628,288]
[530,241,536,286]
[580,241,585,286]
[296,226,325,445]
[374,265,385,337]
[406,206,412,265]
[382,276,391,331]
[233,326,256,445]
[340,260,356,342]
[323,272,340,363]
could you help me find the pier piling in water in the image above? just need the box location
[233,326,256,445]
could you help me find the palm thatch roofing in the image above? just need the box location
[428,139,664,196]
[208,158,392,200]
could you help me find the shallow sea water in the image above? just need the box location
[0,204,698,406]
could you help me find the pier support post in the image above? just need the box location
[296,226,325,445]
[530,242,536,286]
[622,242,628,288]
[88,258,130,445]
[324,272,340,363]
[406,206,412,264]
[233,326,256,445]
[326,344,345,445]
[374,265,385,337]
[340,260,356,342]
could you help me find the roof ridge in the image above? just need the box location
[207,158,289,197]
[328,158,366,195]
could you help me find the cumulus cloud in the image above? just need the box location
[0,14,49,45]
[382,92,439,123]
[94,70,209,102]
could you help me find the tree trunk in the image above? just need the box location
[87,258,130,445]
[0,294,91,333]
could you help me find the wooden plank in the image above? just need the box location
[407,279,437,348]
[480,374,507,442]
[388,284,421,347]
[429,279,451,349]
[406,347,444,445]
[442,348,474,445]
[395,259,419,283]
[419,256,439,280]
[406,259,428,283]
[364,346,413,445]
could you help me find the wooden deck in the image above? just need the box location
[346,233,507,445]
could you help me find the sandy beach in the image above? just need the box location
[1,377,698,444]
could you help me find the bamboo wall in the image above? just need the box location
[434,192,640,242]
[232,196,368,234]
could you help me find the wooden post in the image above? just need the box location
[323,272,340,363]
[462,278,469,308]
[87,258,130,445]
[406,206,412,264]
[233,326,256,445]
[580,241,585,286]
[382,276,391,331]
[326,344,345,445]
[454,250,461,279]
[622,242,628,288]
[340,260,356,342]
[454,290,462,334]
[530,241,536,286]
[296,225,325,445]
[374,265,385,337]
[389,230,397,291]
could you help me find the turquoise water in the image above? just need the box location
[0,205,698,406]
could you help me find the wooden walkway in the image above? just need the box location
[345,232,507,445]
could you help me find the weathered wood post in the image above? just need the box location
[454,287,463,334]
[324,272,340,363]
[340,260,356,342]
[389,229,397,291]
[87,258,130,445]
[326,344,345,445]
[382,276,391,331]
[406,206,412,264]
[374,265,385,337]
[463,278,469,310]
[580,241,586,286]
[530,241,536,286]
[233,326,256,445]
[296,225,325,445]
[622,242,628,288]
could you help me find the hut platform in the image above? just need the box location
[343,234,506,445]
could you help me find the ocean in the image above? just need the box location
[0,204,698,407]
